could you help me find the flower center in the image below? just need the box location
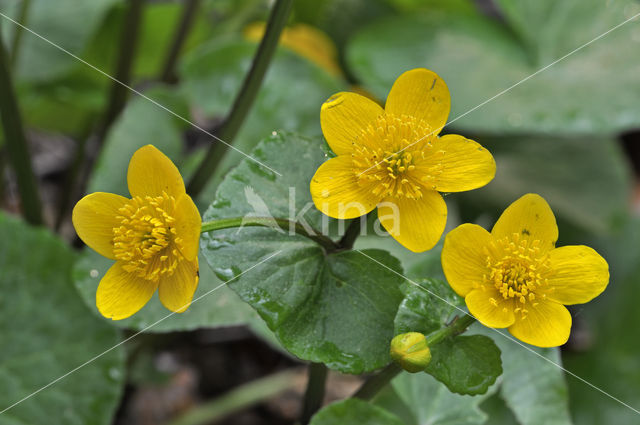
[350,113,441,199]
[485,234,551,319]
[113,193,184,281]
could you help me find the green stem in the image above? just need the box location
[352,363,403,401]
[186,0,293,197]
[352,314,477,401]
[201,217,339,253]
[300,363,328,424]
[159,0,200,83]
[0,28,42,225]
[338,218,363,250]
[169,369,299,425]
[10,0,31,68]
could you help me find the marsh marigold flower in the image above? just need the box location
[441,194,609,347]
[73,145,201,320]
[310,68,496,252]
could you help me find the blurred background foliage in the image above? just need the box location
[0,0,639,424]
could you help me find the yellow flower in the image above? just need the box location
[244,22,342,77]
[310,68,496,252]
[72,145,201,320]
[441,194,609,347]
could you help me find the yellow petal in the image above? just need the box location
[508,300,571,347]
[72,192,128,260]
[174,194,202,261]
[310,156,379,219]
[96,262,158,320]
[491,194,558,253]
[385,68,450,132]
[466,289,515,328]
[422,134,496,192]
[378,191,447,252]
[544,245,609,305]
[442,224,493,297]
[158,257,199,313]
[320,92,384,155]
[127,145,185,198]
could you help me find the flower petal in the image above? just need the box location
[422,134,496,192]
[158,258,199,313]
[385,68,450,132]
[72,192,128,260]
[442,224,493,297]
[174,194,202,261]
[320,92,384,155]
[491,194,558,253]
[310,156,379,219]
[508,300,571,347]
[466,289,515,328]
[545,245,609,305]
[96,262,158,320]
[378,191,447,252]
[128,145,185,198]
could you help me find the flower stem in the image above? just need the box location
[200,217,339,253]
[352,314,477,401]
[159,0,200,83]
[338,218,363,250]
[10,0,31,68]
[0,29,43,225]
[300,363,328,424]
[186,0,293,197]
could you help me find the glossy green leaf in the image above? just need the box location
[201,132,405,373]
[394,280,501,395]
[347,1,640,134]
[179,38,345,195]
[310,398,405,425]
[426,335,501,395]
[472,326,572,425]
[460,136,631,234]
[376,371,495,425]
[0,213,124,425]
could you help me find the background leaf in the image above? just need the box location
[346,1,640,134]
[310,398,405,425]
[0,213,124,425]
[201,132,405,373]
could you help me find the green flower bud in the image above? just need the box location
[390,332,431,373]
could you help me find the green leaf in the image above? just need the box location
[426,335,501,395]
[472,326,572,425]
[179,38,345,195]
[310,398,405,425]
[377,372,495,425]
[0,0,119,82]
[394,279,461,336]
[394,280,501,395]
[0,213,124,425]
[346,1,640,134]
[201,132,405,373]
[460,136,631,234]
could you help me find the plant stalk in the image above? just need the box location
[10,0,31,68]
[0,29,42,225]
[300,363,328,424]
[200,216,339,253]
[352,314,477,401]
[186,0,293,197]
[159,0,200,83]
